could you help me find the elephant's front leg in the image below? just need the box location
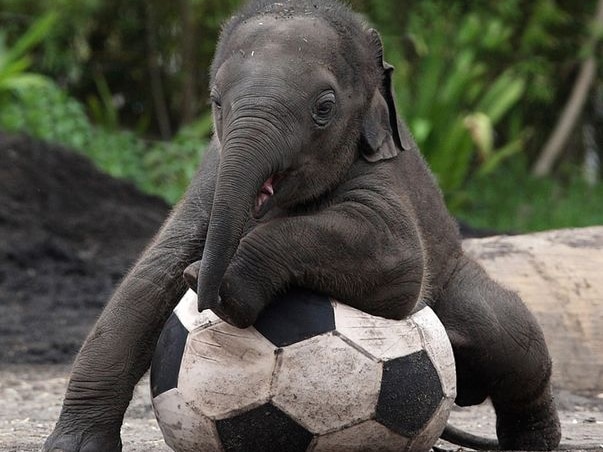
[42,144,219,452]
[191,203,426,328]
[43,276,186,452]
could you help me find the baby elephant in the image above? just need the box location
[44,1,561,451]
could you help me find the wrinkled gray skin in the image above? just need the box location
[43,1,561,451]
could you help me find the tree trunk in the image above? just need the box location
[532,0,603,177]
[180,0,198,125]
[145,2,172,140]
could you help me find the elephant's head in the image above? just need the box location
[194,1,411,313]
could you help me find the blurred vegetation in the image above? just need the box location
[460,157,603,231]
[0,0,602,230]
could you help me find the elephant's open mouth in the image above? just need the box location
[254,173,285,217]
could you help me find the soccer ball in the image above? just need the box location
[150,288,456,452]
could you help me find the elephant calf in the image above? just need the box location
[43,0,561,450]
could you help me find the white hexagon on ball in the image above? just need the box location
[178,320,277,419]
[271,333,382,434]
[332,299,423,360]
[152,388,222,452]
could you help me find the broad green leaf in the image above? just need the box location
[3,13,58,66]
[0,73,51,90]
[0,56,32,81]
[477,72,526,123]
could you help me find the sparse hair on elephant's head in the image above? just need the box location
[211,0,372,84]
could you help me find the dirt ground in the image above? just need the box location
[1,365,601,451]
[0,133,169,364]
[0,132,601,451]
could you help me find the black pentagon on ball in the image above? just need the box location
[254,287,335,347]
[150,312,188,397]
[216,402,313,452]
[376,350,444,437]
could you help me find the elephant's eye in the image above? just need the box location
[211,97,222,111]
[312,91,336,127]
[210,89,223,118]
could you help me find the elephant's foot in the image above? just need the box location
[184,260,266,329]
[495,395,561,450]
[43,395,125,452]
[42,426,122,452]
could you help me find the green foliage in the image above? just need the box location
[86,75,120,131]
[0,12,56,94]
[0,0,102,83]
[382,5,526,209]
[1,81,144,179]
[0,83,90,150]
[142,114,213,203]
[364,0,600,215]
[0,0,242,133]
[0,0,601,232]
[0,10,211,204]
[0,82,209,204]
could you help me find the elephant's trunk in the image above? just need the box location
[196,128,281,311]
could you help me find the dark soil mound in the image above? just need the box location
[0,133,169,364]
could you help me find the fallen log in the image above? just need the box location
[463,226,603,394]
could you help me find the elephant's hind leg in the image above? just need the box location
[432,256,561,450]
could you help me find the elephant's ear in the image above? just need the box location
[361,29,413,162]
